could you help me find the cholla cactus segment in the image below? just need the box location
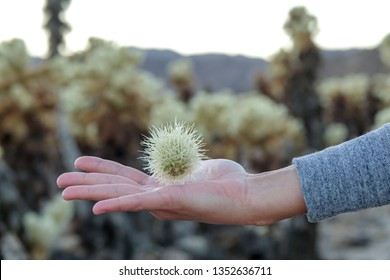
[149,94,193,127]
[23,194,74,259]
[270,49,292,79]
[379,33,390,68]
[318,74,370,107]
[189,90,236,139]
[284,6,318,36]
[58,38,162,146]
[167,58,194,85]
[0,38,29,80]
[9,84,34,111]
[140,121,206,185]
[0,39,58,145]
[283,6,318,50]
[231,92,289,142]
[324,123,349,147]
[372,74,390,106]
[374,107,390,129]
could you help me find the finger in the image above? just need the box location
[92,188,178,214]
[74,156,149,184]
[57,172,135,188]
[62,183,146,201]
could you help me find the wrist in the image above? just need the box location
[245,165,307,226]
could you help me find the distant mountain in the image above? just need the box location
[137,48,268,92]
[30,46,389,92]
[319,48,389,79]
[136,47,389,92]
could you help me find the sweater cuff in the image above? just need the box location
[293,124,390,223]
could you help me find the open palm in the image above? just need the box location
[57,156,258,225]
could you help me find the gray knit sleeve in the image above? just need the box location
[292,124,390,223]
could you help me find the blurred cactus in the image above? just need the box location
[149,93,191,127]
[189,90,305,169]
[167,58,196,103]
[323,122,349,147]
[379,33,390,68]
[315,33,390,139]
[43,0,72,58]
[52,37,306,171]
[190,90,236,140]
[258,6,324,260]
[372,74,390,107]
[266,6,324,151]
[267,49,293,100]
[58,38,163,163]
[283,6,319,53]
[0,39,29,80]
[228,92,306,171]
[23,194,74,259]
[229,92,305,150]
[374,107,390,128]
[317,74,373,137]
[0,39,68,261]
[0,39,59,170]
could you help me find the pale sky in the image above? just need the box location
[0,0,389,59]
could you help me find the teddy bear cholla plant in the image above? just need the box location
[59,38,161,147]
[0,39,58,165]
[189,90,237,139]
[141,121,207,185]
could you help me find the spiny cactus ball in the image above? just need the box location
[140,121,206,185]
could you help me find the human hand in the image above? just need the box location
[57,156,306,225]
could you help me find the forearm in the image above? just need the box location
[293,124,390,223]
[245,165,307,226]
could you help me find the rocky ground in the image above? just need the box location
[317,205,390,259]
